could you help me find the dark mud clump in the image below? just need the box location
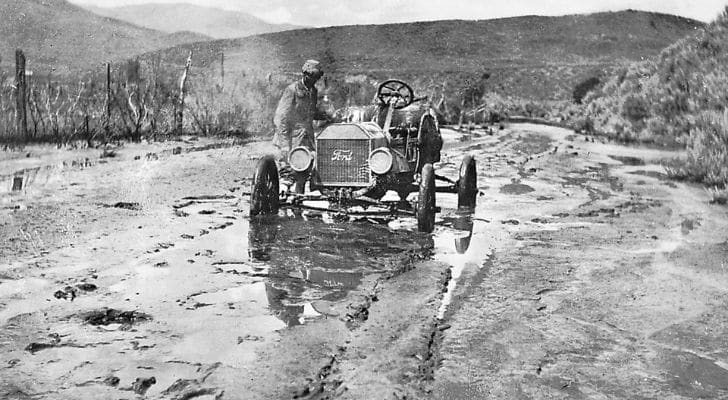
[54,281,98,301]
[161,363,222,398]
[24,342,58,354]
[105,202,142,211]
[500,183,535,195]
[103,376,121,387]
[131,377,156,395]
[609,155,645,166]
[80,308,151,326]
[76,283,97,292]
[54,286,77,301]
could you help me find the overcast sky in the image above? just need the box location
[70,0,727,26]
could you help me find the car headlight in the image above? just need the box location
[289,147,313,172]
[368,148,393,175]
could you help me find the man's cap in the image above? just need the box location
[302,59,323,77]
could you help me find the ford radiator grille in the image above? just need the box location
[317,139,370,186]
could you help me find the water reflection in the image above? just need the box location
[436,211,484,319]
[264,283,305,327]
[452,214,474,254]
[248,215,423,327]
[1,158,95,196]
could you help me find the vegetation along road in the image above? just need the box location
[1,123,726,399]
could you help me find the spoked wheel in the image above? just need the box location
[377,79,414,109]
[457,155,477,210]
[250,155,280,217]
[417,163,436,233]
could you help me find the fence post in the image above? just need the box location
[220,51,225,92]
[176,50,193,134]
[105,63,111,137]
[15,50,28,140]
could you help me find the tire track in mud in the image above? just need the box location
[290,240,438,399]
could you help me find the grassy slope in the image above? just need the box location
[147,10,702,101]
[83,3,303,39]
[574,7,728,194]
[0,0,209,75]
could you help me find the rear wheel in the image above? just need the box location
[457,155,477,210]
[250,155,280,217]
[417,163,436,233]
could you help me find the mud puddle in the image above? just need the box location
[244,214,431,325]
[608,155,646,166]
[500,182,535,195]
[164,197,434,331]
[433,213,490,320]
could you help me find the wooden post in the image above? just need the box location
[15,50,28,140]
[220,51,225,92]
[105,63,111,136]
[176,50,193,134]
[458,96,465,128]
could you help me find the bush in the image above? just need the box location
[665,109,728,187]
[622,95,650,123]
[573,76,601,104]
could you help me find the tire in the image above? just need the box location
[417,163,436,233]
[250,155,280,217]
[417,116,443,169]
[457,155,477,210]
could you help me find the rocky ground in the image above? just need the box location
[1,124,726,399]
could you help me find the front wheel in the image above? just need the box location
[250,155,280,217]
[457,155,477,210]
[417,163,436,233]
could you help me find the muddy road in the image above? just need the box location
[1,124,727,399]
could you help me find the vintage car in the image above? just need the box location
[249,79,477,233]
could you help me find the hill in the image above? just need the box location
[82,3,303,39]
[146,10,703,102]
[576,7,728,196]
[0,0,210,75]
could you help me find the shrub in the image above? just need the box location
[665,109,728,187]
[622,95,650,123]
[573,76,601,104]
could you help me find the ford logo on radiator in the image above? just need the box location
[331,149,353,161]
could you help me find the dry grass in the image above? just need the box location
[0,58,280,145]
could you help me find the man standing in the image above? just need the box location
[273,60,330,192]
[273,59,329,158]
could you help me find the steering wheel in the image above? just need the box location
[377,79,414,109]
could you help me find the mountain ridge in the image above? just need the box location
[0,0,209,75]
[146,10,704,100]
[81,2,304,39]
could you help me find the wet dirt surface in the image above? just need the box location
[500,182,535,195]
[2,124,727,399]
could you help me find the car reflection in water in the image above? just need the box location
[248,214,427,327]
[452,213,474,255]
